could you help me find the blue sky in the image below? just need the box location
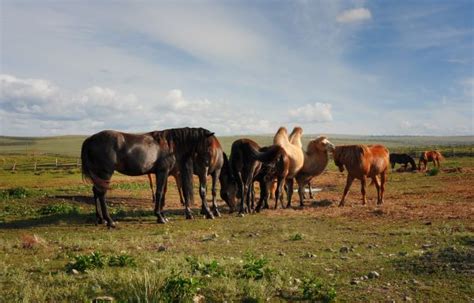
[1,0,473,136]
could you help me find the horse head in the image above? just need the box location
[219,152,237,213]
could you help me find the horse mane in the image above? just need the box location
[334,145,368,168]
[156,127,214,156]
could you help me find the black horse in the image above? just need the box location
[81,127,216,226]
[389,153,416,171]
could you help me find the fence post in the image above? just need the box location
[55,158,58,168]
[12,161,16,172]
[34,161,38,172]
[77,159,80,168]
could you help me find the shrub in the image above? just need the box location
[161,272,203,302]
[240,253,273,280]
[301,277,336,303]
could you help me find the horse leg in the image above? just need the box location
[237,172,246,215]
[210,170,221,217]
[198,168,214,220]
[154,171,169,224]
[373,176,381,205]
[173,173,185,206]
[360,176,367,205]
[379,171,387,205]
[255,179,266,213]
[96,188,115,228]
[339,175,354,207]
[92,186,104,225]
[180,158,195,220]
[285,178,294,209]
[147,174,155,204]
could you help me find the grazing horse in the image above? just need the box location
[149,137,234,217]
[254,149,290,211]
[389,153,416,171]
[81,127,216,226]
[418,151,444,171]
[294,137,335,207]
[273,127,305,207]
[229,139,283,215]
[333,145,389,207]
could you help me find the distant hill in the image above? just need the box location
[1,134,473,157]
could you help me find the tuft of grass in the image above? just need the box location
[289,233,304,241]
[186,256,226,277]
[108,254,137,268]
[161,271,203,303]
[301,277,337,303]
[240,253,273,281]
[0,187,29,200]
[38,203,79,216]
[426,168,440,176]
[66,251,106,273]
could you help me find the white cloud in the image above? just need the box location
[336,8,372,23]
[288,102,333,123]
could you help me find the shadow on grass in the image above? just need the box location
[393,246,474,274]
[309,199,333,208]
[0,206,228,229]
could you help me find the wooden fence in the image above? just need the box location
[3,158,81,172]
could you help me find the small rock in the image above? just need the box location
[404,296,413,302]
[157,244,167,252]
[193,294,205,303]
[368,271,380,279]
[410,279,419,285]
[278,251,286,256]
[92,296,114,302]
[422,243,433,249]
[71,269,80,275]
[350,278,360,285]
[340,246,349,253]
[355,253,361,257]
[304,252,317,258]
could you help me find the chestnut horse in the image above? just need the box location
[273,127,305,207]
[81,127,216,226]
[333,144,389,207]
[229,139,283,215]
[418,151,444,171]
[294,136,335,207]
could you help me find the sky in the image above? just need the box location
[0,0,473,137]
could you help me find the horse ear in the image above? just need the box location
[207,132,215,137]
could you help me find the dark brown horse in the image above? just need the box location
[418,151,444,171]
[81,127,216,226]
[390,153,416,171]
[229,139,283,215]
[333,144,389,206]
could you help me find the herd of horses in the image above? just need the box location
[81,127,443,227]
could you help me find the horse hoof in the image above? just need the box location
[238,213,245,217]
[205,213,215,220]
[186,215,194,220]
[107,222,116,228]
[213,211,221,217]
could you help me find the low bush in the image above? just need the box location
[38,203,79,216]
[301,277,337,303]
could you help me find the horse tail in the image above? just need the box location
[250,145,283,163]
[81,138,110,192]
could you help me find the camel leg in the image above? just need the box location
[308,182,314,200]
[360,176,367,205]
[339,175,354,207]
[93,186,104,225]
[286,179,294,208]
[297,181,305,207]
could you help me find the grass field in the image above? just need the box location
[0,135,473,302]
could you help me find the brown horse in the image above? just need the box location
[294,136,335,207]
[333,144,389,207]
[418,151,444,171]
[229,139,283,215]
[273,127,305,207]
[81,127,216,226]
